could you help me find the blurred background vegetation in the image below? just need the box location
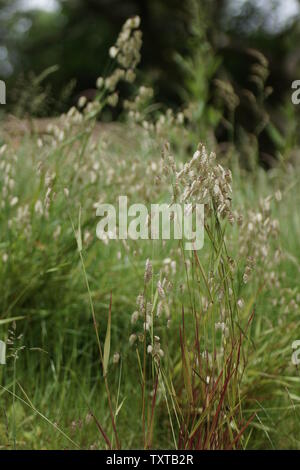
[1,0,300,164]
[1,2,300,449]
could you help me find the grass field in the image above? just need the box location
[1,15,300,450]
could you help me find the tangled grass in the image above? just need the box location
[0,15,300,450]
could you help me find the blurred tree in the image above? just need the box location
[1,0,300,163]
[1,0,192,108]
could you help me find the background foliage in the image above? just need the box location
[1,0,300,163]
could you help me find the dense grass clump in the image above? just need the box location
[0,15,300,450]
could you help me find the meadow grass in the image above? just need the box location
[0,15,300,450]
